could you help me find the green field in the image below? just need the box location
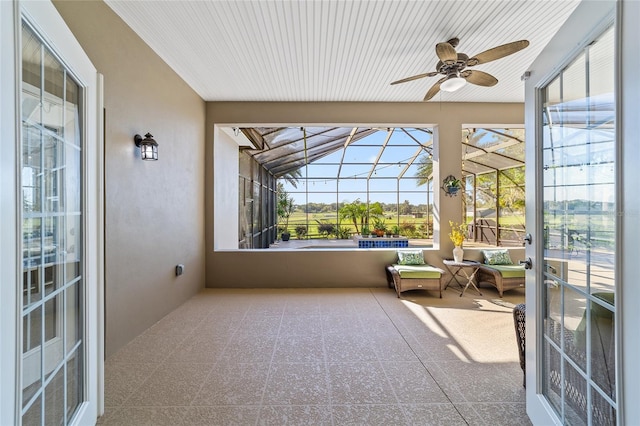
[279,209,530,242]
[281,210,433,239]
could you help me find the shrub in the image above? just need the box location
[295,225,307,239]
[400,221,416,237]
[335,226,351,239]
[316,221,336,238]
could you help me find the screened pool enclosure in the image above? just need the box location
[237,126,525,249]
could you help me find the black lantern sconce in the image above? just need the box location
[441,175,462,197]
[134,133,158,161]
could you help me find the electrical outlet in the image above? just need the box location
[175,264,184,276]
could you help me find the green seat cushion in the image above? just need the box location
[483,264,525,278]
[392,264,442,279]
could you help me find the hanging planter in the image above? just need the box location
[442,175,462,197]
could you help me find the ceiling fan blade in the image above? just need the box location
[467,40,530,66]
[436,42,457,64]
[424,77,447,101]
[390,71,439,85]
[461,70,498,87]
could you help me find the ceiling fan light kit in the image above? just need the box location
[440,75,467,92]
[391,37,529,100]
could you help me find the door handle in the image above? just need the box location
[519,258,532,270]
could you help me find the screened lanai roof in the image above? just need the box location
[240,126,524,179]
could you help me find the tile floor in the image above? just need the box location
[98,285,530,425]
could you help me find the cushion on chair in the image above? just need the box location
[396,250,426,265]
[483,264,525,278]
[391,264,442,279]
[482,249,513,265]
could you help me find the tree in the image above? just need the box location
[339,199,367,234]
[338,199,383,234]
[277,185,294,232]
[415,153,433,186]
[281,169,302,188]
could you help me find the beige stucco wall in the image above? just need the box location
[206,102,525,288]
[54,0,207,357]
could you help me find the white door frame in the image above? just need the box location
[524,1,617,424]
[0,0,20,421]
[0,0,104,424]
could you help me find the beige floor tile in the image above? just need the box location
[321,314,366,335]
[195,313,243,336]
[262,362,330,405]
[104,363,158,407]
[331,404,408,425]
[108,333,189,364]
[370,334,420,362]
[96,406,187,426]
[324,334,377,363]
[103,287,529,424]
[278,315,324,336]
[401,403,469,425]
[258,405,332,426]
[381,361,450,404]
[182,406,261,425]
[455,402,532,426]
[165,334,228,363]
[272,334,325,363]
[283,301,321,316]
[192,362,270,406]
[429,360,525,403]
[235,315,283,336]
[328,362,393,405]
[220,334,278,362]
[144,310,206,336]
[124,363,214,406]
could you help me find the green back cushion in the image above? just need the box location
[396,250,425,265]
[482,249,513,265]
[392,264,442,279]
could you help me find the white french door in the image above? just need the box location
[0,1,102,425]
[525,2,618,425]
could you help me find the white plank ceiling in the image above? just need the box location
[105,0,581,103]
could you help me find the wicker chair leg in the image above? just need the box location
[513,303,526,387]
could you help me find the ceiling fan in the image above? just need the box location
[391,37,529,101]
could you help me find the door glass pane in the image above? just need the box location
[66,348,83,420]
[541,25,615,425]
[20,21,84,425]
[22,394,42,426]
[45,367,65,426]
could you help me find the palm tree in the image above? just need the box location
[281,169,302,188]
[415,153,433,186]
[339,200,367,234]
[339,199,384,234]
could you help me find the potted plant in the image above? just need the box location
[372,218,386,237]
[449,220,467,262]
[391,225,401,237]
[442,175,462,196]
[277,191,294,241]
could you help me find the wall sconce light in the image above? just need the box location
[134,133,158,161]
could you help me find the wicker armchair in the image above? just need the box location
[385,264,444,298]
[477,264,525,297]
[513,304,526,387]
